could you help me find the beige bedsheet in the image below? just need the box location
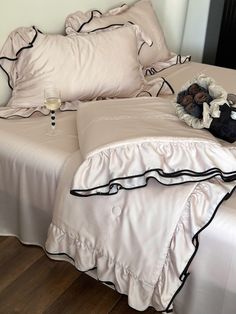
[0,111,78,245]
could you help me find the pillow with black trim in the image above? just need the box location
[65,0,172,71]
[0,24,151,117]
[0,23,175,119]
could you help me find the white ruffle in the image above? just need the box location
[144,53,191,76]
[46,179,234,312]
[46,223,157,311]
[71,139,236,196]
[0,102,79,119]
[65,5,129,35]
[0,26,38,88]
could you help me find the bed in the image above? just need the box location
[1,1,236,313]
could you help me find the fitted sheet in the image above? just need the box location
[0,111,78,245]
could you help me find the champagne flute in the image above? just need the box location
[44,87,61,135]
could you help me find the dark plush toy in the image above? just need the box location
[194,91,213,105]
[180,95,193,107]
[187,83,207,96]
[185,103,203,118]
[177,83,211,117]
[177,90,188,104]
[177,84,236,143]
[209,104,236,143]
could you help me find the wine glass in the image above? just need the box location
[44,86,61,135]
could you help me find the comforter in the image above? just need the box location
[46,97,236,312]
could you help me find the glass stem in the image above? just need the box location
[51,110,56,130]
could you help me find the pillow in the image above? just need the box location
[0,24,150,111]
[65,0,172,70]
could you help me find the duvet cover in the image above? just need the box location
[46,97,236,312]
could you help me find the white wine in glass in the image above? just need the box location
[44,87,61,134]
[44,97,61,111]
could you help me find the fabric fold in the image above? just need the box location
[45,97,236,312]
[46,177,235,312]
[71,97,236,196]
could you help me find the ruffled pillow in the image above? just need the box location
[0,23,175,118]
[65,0,172,71]
[0,24,151,118]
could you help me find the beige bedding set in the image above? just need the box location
[1,1,236,312]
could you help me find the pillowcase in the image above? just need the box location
[0,24,150,111]
[65,0,171,70]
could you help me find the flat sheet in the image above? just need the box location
[0,111,78,245]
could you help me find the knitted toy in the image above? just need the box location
[176,74,236,143]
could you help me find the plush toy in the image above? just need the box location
[176,74,236,143]
[209,103,236,143]
[177,83,213,118]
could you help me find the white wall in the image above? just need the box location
[0,0,135,48]
[181,0,211,62]
[152,0,189,54]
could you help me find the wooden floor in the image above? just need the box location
[0,236,156,314]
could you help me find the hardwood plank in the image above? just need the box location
[110,296,157,313]
[44,273,121,314]
[0,237,43,293]
[0,236,8,244]
[0,255,81,314]
[0,238,158,313]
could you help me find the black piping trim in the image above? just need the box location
[156,80,166,97]
[145,67,158,76]
[70,167,236,197]
[15,26,38,56]
[0,106,79,120]
[156,77,175,97]
[46,249,76,263]
[89,23,127,33]
[136,78,174,98]
[163,77,175,94]
[176,54,192,64]
[45,248,171,312]
[77,3,131,33]
[179,187,236,280]
[85,20,134,34]
[0,26,38,90]
[145,54,192,76]
[46,186,236,313]
[0,64,14,91]
[76,8,148,55]
[77,10,103,32]
[138,40,153,55]
[136,90,152,97]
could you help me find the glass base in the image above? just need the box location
[45,127,63,137]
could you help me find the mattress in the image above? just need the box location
[0,61,236,313]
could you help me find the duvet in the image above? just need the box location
[46,97,236,312]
